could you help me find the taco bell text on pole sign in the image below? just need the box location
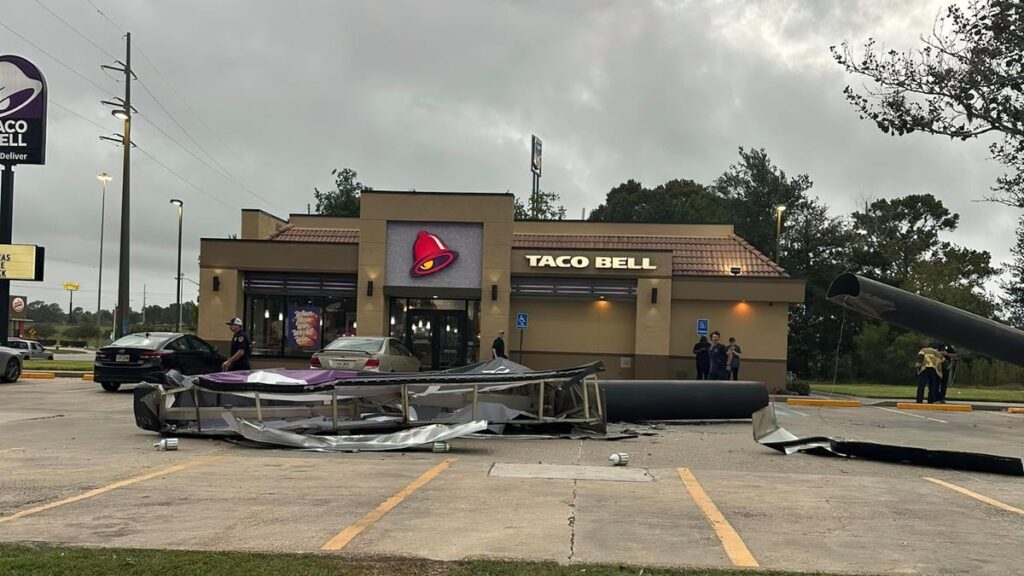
[0,55,48,165]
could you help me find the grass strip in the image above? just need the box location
[23,360,94,371]
[0,543,855,576]
[809,382,1024,403]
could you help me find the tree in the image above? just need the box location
[314,168,371,217]
[27,301,64,324]
[849,194,960,285]
[1003,215,1024,327]
[713,147,814,258]
[514,189,567,220]
[66,323,100,341]
[33,324,57,339]
[588,179,732,224]
[832,0,1024,207]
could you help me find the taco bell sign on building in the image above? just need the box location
[0,55,48,165]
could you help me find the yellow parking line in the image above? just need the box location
[923,477,1024,516]
[322,458,456,551]
[677,468,758,568]
[0,455,224,524]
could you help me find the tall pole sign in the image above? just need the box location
[0,55,48,345]
[530,135,542,219]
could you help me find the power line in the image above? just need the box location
[83,0,125,35]
[50,100,111,133]
[135,146,237,211]
[0,19,116,99]
[33,0,118,60]
[135,44,250,168]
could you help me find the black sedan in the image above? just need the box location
[94,332,226,392]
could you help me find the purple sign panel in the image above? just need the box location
[0,55,47,165]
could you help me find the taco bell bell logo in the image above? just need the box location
[0,55,48,165]
[410,230,458,277]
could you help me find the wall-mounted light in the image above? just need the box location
[353,321,358,329]
[366,280,374,297]
[491,284,498,301]
[264,309,269,319]
[651,287,658,304]
[730,266,741,276]
[390,316,396,325]
[212,276,220,291]
[278,312,283,322]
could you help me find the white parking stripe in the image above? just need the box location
[876,406,947,424]
[774,405,808,417]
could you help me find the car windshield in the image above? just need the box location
[324,338,383,353]
[107,334,175,350]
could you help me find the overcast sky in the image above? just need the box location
[0,0,1015,310]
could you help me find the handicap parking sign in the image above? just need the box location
[516,312,528,330]
[697,318,709,335]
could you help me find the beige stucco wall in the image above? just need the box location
[201,240,359,273]
[508,296,636,358]
[241,210,287,240]
[198,268,241,350]
[672,277,805,303]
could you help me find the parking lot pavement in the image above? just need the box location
[2,378,1023,575]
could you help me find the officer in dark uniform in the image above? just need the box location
[222,317,251,371]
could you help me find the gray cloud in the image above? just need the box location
[1,0,1013,310]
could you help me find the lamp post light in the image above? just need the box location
[96,173,112,347]
[775,205,787,263]
[170,199,183,332]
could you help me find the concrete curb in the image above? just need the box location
[770,394,1024,412]
[23,371,92,379]
[895,402,972,412]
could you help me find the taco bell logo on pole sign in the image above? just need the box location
[0,55,48,165]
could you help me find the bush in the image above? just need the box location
[785,371,810,395]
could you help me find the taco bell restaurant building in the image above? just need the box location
[198,191,805,391]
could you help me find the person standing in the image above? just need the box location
[693,335,710,380]
[937,344,956,403]
[727,337,743,380]
[492,329,508,359]
[222,317,252,372]
[915,343,943,404]
[709,331,730,380]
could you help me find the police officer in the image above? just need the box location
[222,317,251,371]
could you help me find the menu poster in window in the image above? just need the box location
[287,306,321,349]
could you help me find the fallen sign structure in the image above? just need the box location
[754,404,1024,476]
[134,359,606,447]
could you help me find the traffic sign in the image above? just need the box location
[516,312,528,330]
[697,318,709,336]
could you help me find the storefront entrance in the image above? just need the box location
[390,298,480,371]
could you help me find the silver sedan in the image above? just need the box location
[311,337,420,372]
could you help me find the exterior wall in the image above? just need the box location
[508,296,637,379]
[669,299,789,391]
[359,192,515,343]
[672,277,805,303]
[241,209,287,240]
[201,240,359,273]
[198,267,242,354]
[635,278,672,379]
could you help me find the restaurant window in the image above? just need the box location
[243,273,357,357]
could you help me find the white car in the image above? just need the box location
[6,338,54,360]
[311,337,420,372]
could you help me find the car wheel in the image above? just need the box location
[100,382,121,392]
[2,359,20,382]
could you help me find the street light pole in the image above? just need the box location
[170,199,183,332]
[96,173,111,347]
[775,205,786,263]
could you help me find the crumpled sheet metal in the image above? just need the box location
[222,413,488,452]
[754,405,1024,476]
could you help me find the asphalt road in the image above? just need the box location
[1,378,1022,575]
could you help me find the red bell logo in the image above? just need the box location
[411,230,458,276]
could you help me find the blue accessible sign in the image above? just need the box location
[697,318,709,336]
[516,312,528,330]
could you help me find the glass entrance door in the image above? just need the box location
[405,309,467,370]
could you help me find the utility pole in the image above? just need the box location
[102,33,133,338]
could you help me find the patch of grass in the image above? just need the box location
[810,382,1024,403]
[0,544,854,576]
[23,360,93,372]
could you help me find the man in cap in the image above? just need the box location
[222,317,251,371]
